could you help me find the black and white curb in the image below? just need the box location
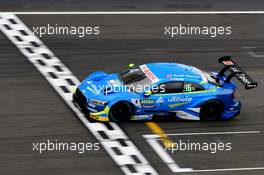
[0,13,157,175]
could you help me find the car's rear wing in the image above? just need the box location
[217,56,257,89]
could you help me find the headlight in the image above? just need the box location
[90,99,108,106]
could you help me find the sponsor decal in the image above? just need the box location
[131,98,141,108]
[168,102,188,108]
[230,67,240,73]
[167,73,200,80]
[87,85,99,94]
[140,65,159,83]
[168,96,192,103]
[237,73,251,85]
[140,99,155,109]
[142,104,155,109]
[170,78,184,81]
[141,99,154,104]
[156,96,164,106]
[185,74,200,79]
[166,74,172,78]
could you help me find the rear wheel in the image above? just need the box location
[200,100,223,121]
[109,102,133,122]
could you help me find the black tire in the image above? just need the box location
[200,100,223,121]
[109,102,133,122]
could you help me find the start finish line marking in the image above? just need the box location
[0,13,157,175]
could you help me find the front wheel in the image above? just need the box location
[200,100,223,121]
[108,102,133,122]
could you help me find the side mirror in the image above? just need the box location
[144,90,152,98]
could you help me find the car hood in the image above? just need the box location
[78,72,135,101]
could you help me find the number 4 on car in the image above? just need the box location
[73,56,257,122]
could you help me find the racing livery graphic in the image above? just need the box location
[73,56,257,122]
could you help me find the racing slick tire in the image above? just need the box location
[109,102,133,122]
[200,100,224,121]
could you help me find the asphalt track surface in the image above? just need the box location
[1,14,264,175]
[1,0,264,11]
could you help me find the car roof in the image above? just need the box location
[144,62,207,84]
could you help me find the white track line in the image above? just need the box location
[144,130,260,139]
[248,51,264,58]
[1,11,264,15]
[144,135,193,173]
[166,130,261,136]
[242,46,256,49]
[187,167,264,172]
[144,130,262,173]
[242,46,264,58]
[0,13,157,175]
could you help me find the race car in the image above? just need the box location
[73,56,257,122]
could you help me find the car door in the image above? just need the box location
[144,81,186,111]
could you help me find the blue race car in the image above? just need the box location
[73,56,257,122]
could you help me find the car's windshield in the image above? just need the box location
[119,67,153,93]
[202,70,220,86]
